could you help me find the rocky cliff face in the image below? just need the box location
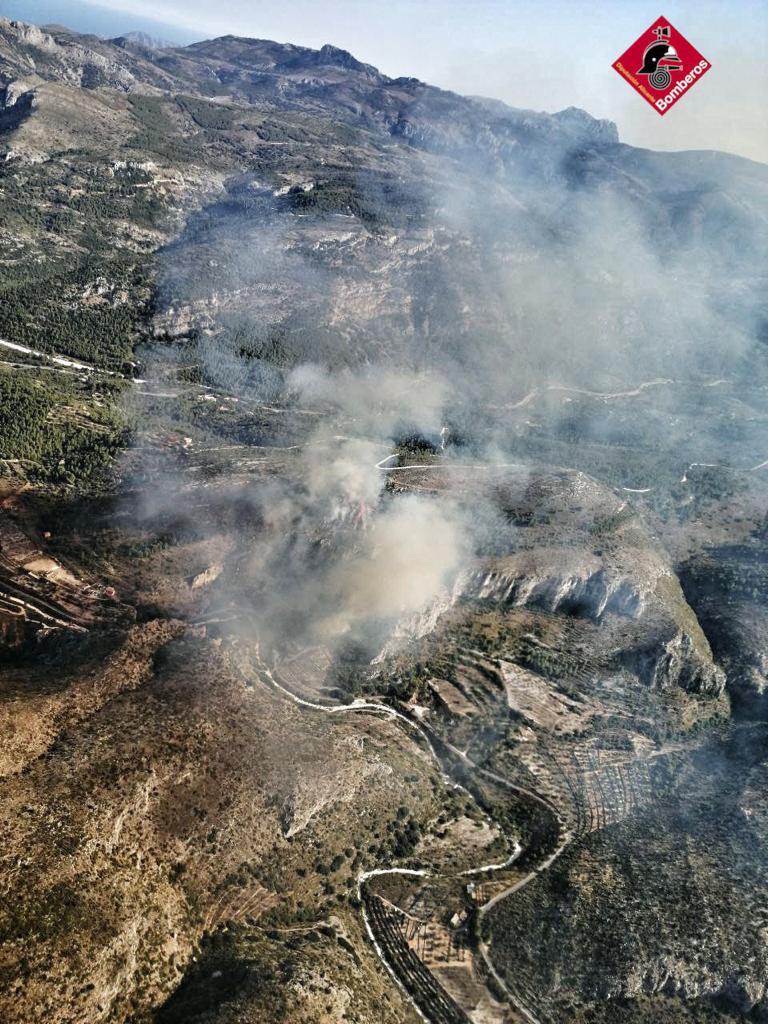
[464,560,726,696]
[0,17,175,92]
[680,544,768,713]
[387,470,726,699]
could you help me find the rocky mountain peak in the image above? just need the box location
[552,104,619,144]
[316,42,375,72]
[111,30,176,52]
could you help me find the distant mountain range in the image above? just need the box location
[1,15,765,399]
[112,30,177,51]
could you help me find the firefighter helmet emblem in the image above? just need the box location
[613,16,712,115]
[636,25,683,90]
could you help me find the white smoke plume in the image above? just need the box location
[317,495,467,639]
[130,100,768,668]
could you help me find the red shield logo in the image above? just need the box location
[612,16,711,116]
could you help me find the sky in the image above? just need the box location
[4,0,767,162]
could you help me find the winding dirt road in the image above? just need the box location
[255,654,569,1024]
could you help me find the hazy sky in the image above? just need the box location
[6,0,767,162]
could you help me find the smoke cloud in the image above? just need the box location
[130,101,768,673]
